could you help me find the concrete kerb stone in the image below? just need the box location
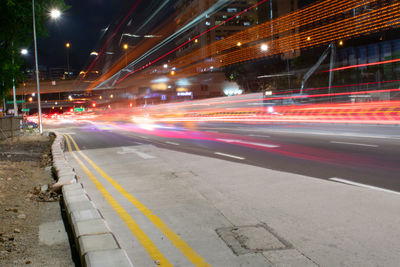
[78,233,120,264]
[71,208,103,223]
[65,200,96,224]
[58,172,76,180]
[52,132,133,266]
[64,193,90,207]
[72,218,111,258]
[54,160,69,166]
[73,219,110,238]
[62,183,84,194]
[63,188,87,198]
[57,170,76,178]
[56,165,74,172]
[84,249,134,267]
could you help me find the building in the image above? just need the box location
[174,0,259,57]
[171,0,300,96]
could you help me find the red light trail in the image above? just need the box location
[326,58,400,72]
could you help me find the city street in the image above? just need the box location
[2,0,400,266]
[50,121,400,266]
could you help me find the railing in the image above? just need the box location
[0,117,22,140]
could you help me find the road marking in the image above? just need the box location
[130,141,144,145]
[66,134,210,267]
[217,138,279,148]
[165,141,180,146]
[263,129,400,140]
[329,178,400,196]
[64,135,172,266]
[117,147,155,159]
[329,141,378,147]
[138,135,149,139]
[248,134,271,138]
[214,152,245,160]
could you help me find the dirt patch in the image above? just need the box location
[0,134,74,266]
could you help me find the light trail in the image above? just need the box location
[327,58,400,72]
[115,0,269,84]
[80,0,143,81]
[104,0,400,91]
[273,80,400,95]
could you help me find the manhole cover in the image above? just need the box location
[216,224,291,255]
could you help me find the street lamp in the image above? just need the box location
[50,9,61,19]
[123,44,128,66]
[65,42,70,77]
[32,1,61,134]
[261,44,269,52]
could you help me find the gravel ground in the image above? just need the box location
[0,134,75,266]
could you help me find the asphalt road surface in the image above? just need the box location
[58,121,400,191]
[49,120,400,266]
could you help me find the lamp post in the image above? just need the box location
[123,44,128,67]
[11,42,18,117]
[66,42,70,78]
[32,0,61,134]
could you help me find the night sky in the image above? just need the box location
[30,0,129,72]
[27,0,317,73]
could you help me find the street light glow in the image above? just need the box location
[261,44,269,51]
[123,44,128,50]
[50,9,61,19]
[21,49,28,55]
[90,51,99,56]
[66,42,70,48]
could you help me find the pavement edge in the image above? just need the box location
[51,132,134,267]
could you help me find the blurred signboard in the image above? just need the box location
[21,109,30,112]
[177,92,193,96]
[74,107,85,112]
[6,100,25,104]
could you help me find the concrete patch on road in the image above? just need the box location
[216,224,291,255]
[263,249,318,267]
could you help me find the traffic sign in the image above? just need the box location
[22,108,30,112]
[6,100,25,104]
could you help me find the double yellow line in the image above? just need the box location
[64,134,210,267]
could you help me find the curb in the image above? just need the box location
[51,132,133,267]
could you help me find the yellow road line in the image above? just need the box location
[64,135,172,266]
[66,134,210,267]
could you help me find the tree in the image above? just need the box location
[0,0,69,100]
